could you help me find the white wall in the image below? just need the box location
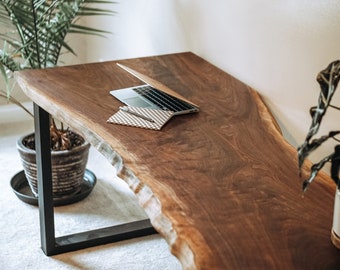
[85,0,340,166]
[85,0,188,61]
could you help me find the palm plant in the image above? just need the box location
[0,0,114,149]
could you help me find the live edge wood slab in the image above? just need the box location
[16,52,340,269]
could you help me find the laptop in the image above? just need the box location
[110,63,199,115]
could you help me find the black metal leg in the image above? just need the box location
[33,104,157,256]
[34,103,55,254]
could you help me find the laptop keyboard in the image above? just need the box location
[133,85,196,112]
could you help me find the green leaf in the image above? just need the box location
[0,0,115,69]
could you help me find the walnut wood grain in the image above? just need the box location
[15,52,340,269]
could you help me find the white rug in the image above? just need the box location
[0,120,181,270]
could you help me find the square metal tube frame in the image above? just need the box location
[33,103,157,256]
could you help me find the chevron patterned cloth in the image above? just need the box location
[107,106,174,130]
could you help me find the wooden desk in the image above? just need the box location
[16,52,340,269]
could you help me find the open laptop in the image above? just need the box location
[110,63,199,115]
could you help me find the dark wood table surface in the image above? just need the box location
[16,52,340,269]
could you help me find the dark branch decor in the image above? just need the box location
[298,60,340,192]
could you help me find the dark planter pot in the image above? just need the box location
[17,133,90,197]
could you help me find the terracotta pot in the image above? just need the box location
[17,133,90,197]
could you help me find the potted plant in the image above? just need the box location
[298,60,340,248]
[0,0,114,198]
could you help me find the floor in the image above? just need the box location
[0,119,182,270]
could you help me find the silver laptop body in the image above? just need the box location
[110,63,199,116]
